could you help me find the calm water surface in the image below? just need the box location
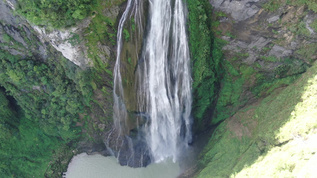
[66,153,180,178]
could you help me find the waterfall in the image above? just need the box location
[114,0,192,164]
[113,0,143,134]
[113,0,132,135]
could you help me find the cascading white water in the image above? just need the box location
[114,0,192,164]
[113,0,131,134]
[137,0,192,162]
[113,0,142,134]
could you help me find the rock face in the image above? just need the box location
[189,1,317,177]
[1,0,93,68]
[32,25,91,68]
[210,0,261,21]
[104,129,151,167]
[196,59,317,178]
[0,0,48,59]
[209,0,317,125]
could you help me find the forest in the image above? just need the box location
[0,49,93,177]
[16,0,96,28]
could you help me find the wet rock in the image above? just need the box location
[117,136,151,167]
[105,129,151,167]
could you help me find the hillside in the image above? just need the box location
[197,61,317,177]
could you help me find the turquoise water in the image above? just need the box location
[66,153,180,178]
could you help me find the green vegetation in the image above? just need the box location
[262,0,281,12]
[2,34,11,43]
[67,32,82,46]
[1,1,124,175]
[212,61,254,125]
[84,13,115,75]
[0,89,75,177]
[197,61,317,177]
[0,49,92,177]
[288,21,311,37]
[15,0,126,29]
[123,29,130,42]
[311,19,317,32]
[260,55,278,62]
[263,0,317,13]
[187,0,222,131]
[82,0,122,78]
[212,53,307,125]
[16,0,96,28]
[296,43,317,64]
[289,0,317,13]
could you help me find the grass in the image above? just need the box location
[260,55,278,62]
[311,19,317,32]
[212,61,264,124]
[296,43,317,64]
[263,0,317,13]
[197,61,317,177]
[2,34,11,43]
[262,0,280,12]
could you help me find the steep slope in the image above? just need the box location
[197,60,317,177]
[191,0,317,177]
[0,0,125,176]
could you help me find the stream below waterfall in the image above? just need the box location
[65,153,180,178]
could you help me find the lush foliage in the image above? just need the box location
[16,0,96,28]
[0,50,93,141]
[263,0,317,13]
[197,61,317,177]
[0,50,92,176]
[83,10,116,76]
[212,55,308,125]
[187,0,222,131]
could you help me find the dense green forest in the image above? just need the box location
[16,0,96,28]
[0,89,59,177]
[0,0,119,176]
[0,49,93,177]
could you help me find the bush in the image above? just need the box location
[187,0,222,131]
[16,0,96,28]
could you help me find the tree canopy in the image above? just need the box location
[16,0,96,28]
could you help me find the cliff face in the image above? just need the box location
[210,0,317,125]
[191,0,317,177]
[1,0,317,176]
[0,0,127,176]
[197,61,317,177]
[0,0,49,60]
